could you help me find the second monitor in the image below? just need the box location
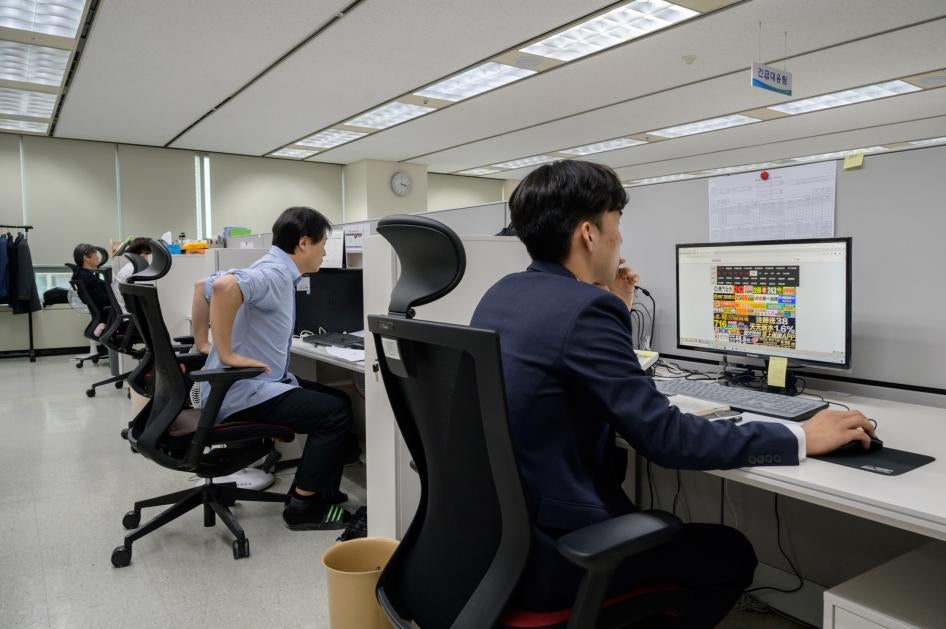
[295,268,364,335]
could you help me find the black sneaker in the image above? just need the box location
[343,437,362,466]
[336,506,367,542]
[283,501,351,531]
[283,485,348,505]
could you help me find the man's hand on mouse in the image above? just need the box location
[802,409,876,456]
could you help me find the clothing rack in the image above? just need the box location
[1,224,36,362]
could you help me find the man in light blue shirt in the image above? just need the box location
[192,207,353,530]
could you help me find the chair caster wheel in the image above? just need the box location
[122,510,140,529]
[75,362,82,369]
[92,357,99,364]
[115,381,123,389]
[233,538,250,560]
[111,545,132,568]
[86,388,96,397]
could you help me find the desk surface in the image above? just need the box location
[290,337,365,373]
[710,391,946,541]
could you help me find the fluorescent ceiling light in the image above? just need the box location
[791,146,886,162]
[648,114,759,138]
[0,117,47,132]
[0,40,69,86]
[561,137,646,155]
[702,162,785,176]
[457,167,502,176]
[0,0,86,38]
[297,128,367,149]
[270,147,317,159]
[345,101,435,129]
[909,136,946,146]
[491,155,558,170]
[0,86,56,117]
[415,62,535,102]
[768,80,920,115]
[627,173,697,185]
[520,0,697,62]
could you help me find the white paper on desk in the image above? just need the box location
[325,346,365,362]
[708,161,835,242]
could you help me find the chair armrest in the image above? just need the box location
[557,511,681,571]
[190,367,263,383]
[176,353,207,372]
[557,511,681,629]
[173,335,195,344]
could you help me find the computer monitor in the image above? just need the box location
[676,238,851,367]
[295,268,363,335]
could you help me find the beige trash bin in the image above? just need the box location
[322,537,399,629]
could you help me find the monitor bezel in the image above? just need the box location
[675,237,852,369]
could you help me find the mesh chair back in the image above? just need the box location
[371,215,529,629]
[118,241,189,468]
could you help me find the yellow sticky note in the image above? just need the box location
[843,153,864,170]
[767,356,788,388]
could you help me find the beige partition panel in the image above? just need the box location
[118,145,199,240]
[22,136,118,265]
[209,153,343,234]
[0,134,22,226]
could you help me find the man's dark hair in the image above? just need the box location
[73,243,96,266]
[126,237,152,256]
[272,207,332,254]
[509,160,627,263]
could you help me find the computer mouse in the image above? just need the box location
[833,435,884,455]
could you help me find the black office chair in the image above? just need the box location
[368,215,689,629]
[67,245,112,368]
[111,239,292,567]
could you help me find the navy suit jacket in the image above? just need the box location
[471,260,799,610]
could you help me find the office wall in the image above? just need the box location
[209,153,343,233]
[22,136,119,266]
[117,144,199,240]
[427,173,504,211]
[0,134,21,226]
[622,145,946,394]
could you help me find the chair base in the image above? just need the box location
[111,479,286,567]
[86,369,132,397]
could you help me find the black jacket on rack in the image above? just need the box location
[8,234,41,315]
[0,233,10,304]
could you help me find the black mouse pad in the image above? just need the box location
[813,447,935,476]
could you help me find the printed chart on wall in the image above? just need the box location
[708,161,836,242]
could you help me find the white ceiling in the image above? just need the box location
[52,0,946,180]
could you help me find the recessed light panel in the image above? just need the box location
[345,102,436,130]
[909,137,946,146]
[768,80,920,115]
[561,137,646,155]
[297,128,368,149]
[648,114,759,138]
[0,86,56,117]
[457,167,502,176]
[270,147,318,159]
[491,155,559,169]
[627,173,697,185]
[415,62,535,102]
[520,0,698,62]
[0,0,87,38]
[791,146,886,162]
[0,40,69,86]
[0,117,47,132]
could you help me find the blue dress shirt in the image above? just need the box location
[199,246,301,421]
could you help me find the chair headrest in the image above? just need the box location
[65,262,78,277]
[94,246,109,267]
[123,252,149,273]
[377,214,466,318]
[127,239,172,283]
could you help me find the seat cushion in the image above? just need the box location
[168,409,294,443]
[499,584,686,629]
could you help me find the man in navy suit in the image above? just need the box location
[471,160,875,626]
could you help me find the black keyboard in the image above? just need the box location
[302,333,364,350]
[654,379,827,421]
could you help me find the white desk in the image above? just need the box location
[705,392,946,542]
[289,337,365,374]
